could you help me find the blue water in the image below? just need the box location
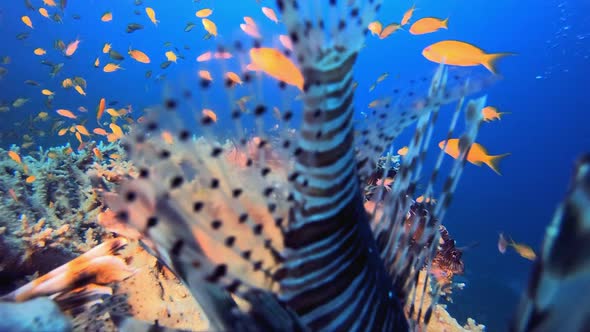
[1,0,589,331]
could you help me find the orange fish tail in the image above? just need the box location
[482,52,515,74]
[442,17,449,29]
[486,153,511,175]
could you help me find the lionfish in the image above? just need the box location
[105,1,496,330]
[5,1,588,331]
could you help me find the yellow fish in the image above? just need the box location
[165,51,177,63]
[145,7,159,26]
[103,63,123,72]
[128,49,150,63]
[422,40,514,74]
[101,11,112,22]
[439,139,510,175]
[202,18,217,36]
[196,8,212,18]
[409,17,449,35]
[481,106,510,122]
[249,47,303,91]
[33,48,46,56]
[21,16,33,29]
[401,4,416,26]
[38,8,50,19]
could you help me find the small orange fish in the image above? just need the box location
[481,106,510,122]
[397,146,408,156]
[56,109,77,119]
[58,128,68,136]
[21,16,33,29]
[102,43,111,54]
[196,51,212,62]
[202,108,217,122]
[43,0,56,6]
[195,8,212,18]
[249,47,304,91]
[439,139,510,175]
[240,20,261,39]
[225,71,242,85]
[97,98,106,120]
[499,233,536,261]
[401,4,416,26]
[34,48,46,56]
[279,35,293,51]
[93,128,108,136]
[41,89,54,96]
[101,11,112,22]
[128,49,150,63]
[103,63,122,72]
[74,85,86,96]
[368,21,383,36]
[198,70,213,81]
[8,151,22,164]
[379,23,401,39]
[62,78,73,88]
[161,131,174,144]
[76,125,90,136]
[8,188,18,201]
[422,40,514,74]
[64,38,81,57]
[25,175,36,183]
[202,18,217,36]
[261,7,279,23]
[38,8,50,19]
[145,7,159,26]
[92,147,103,160]
[409,17,449,35]
[94,57,100,68]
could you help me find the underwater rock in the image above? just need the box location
[0,297,71,332]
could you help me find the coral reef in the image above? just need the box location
[0,142,131,292]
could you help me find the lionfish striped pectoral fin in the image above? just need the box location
[512,155,590,332]
[276,0,416,331]
[108,108,301,330]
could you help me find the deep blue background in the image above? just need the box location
[1,1,589,331]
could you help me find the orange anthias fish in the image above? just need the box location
[34,47,46,55]
[379,23,401,39]
[409,17,448,35]
[101,11,112,22]
[482,106,510,122]
[422,40,514,74]
[64,38,81,57]
[249,47,304,91]
[401,4,416,26]
[397,146,408,156]
[97,97,106,120]
[498,233,536,261]
[439,139,510,175]
[56,109,77,119]
[368,21,383,36]
[8,151,22,164]
[145,7,159,26]
[202,18,218,36]
[21,16,33,29]
[195,8,212,18]
[38,8,50,19]
[103,63,122,72]
[261,7,279,23]
[128,49,150,63]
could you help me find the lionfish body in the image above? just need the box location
[109,0,495,331]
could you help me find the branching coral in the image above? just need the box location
[0,142,132,292]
